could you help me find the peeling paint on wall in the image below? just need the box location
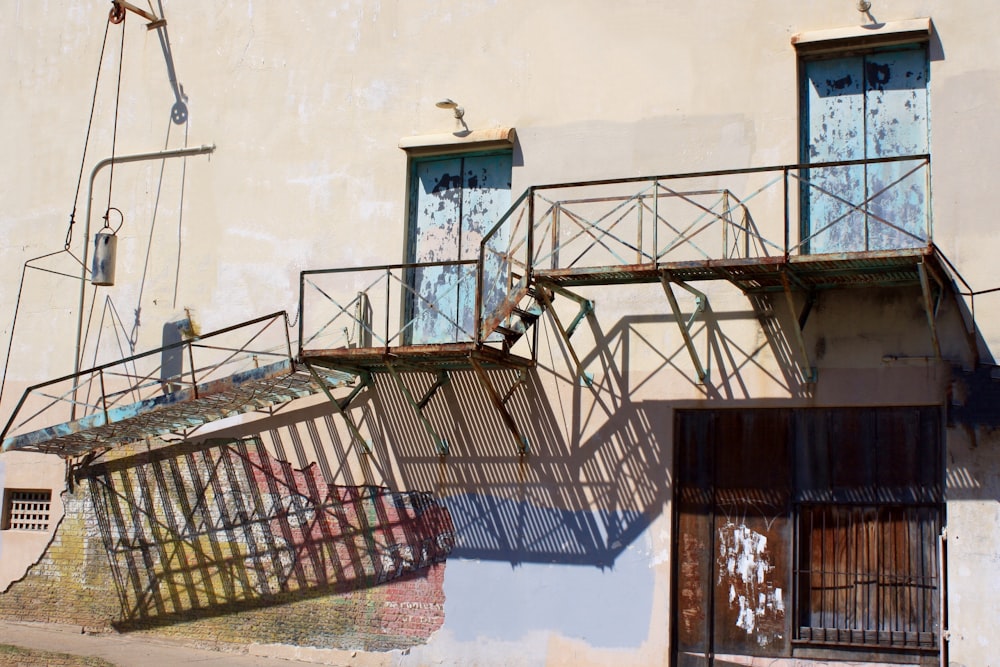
[716,522,784,646]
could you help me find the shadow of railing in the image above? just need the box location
[355,367,670,568]
[81,436,453,629]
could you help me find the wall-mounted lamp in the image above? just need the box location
[435,98,465,119]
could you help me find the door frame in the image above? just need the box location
[402,148,514,345]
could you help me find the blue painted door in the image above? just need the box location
[802,47,928,253]
[408,152,512,344]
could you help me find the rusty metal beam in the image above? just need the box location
[304,361,371,453]
[385,363,449,455]
[534,284,594,386]
[659,270,708,383]
[469,356,529,455]
[918,260,943,360]
[779,270,817,384]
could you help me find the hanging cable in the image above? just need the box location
[0,251,86,408]
[105,14,127,220]
[65,16,114,251]
[3,11,121,413]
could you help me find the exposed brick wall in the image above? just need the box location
[0,438,452,651]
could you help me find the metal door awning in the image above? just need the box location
[1,313,353,458]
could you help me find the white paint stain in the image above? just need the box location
[717,521,784,647]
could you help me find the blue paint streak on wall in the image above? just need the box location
[441,493,656,648]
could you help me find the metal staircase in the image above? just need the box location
[1,153,956,459]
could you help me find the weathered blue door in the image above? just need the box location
[407,152,512,344]
[801,47,928,253]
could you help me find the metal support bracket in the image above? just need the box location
[778,270,817,384]
[469,356,530,455]
[385,363,450,455]
[304,361,372,453]
[534,283,595,386]
[660,270,708,383]
[917,260,944,360]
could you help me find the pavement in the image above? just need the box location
[0,620,360,666]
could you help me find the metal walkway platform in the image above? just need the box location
[1,313,353,458]
[2,361,347,457]
[533,247,946,294]
[301,342,534,373]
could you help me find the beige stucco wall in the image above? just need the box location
[946,425,1000,667]
[0,451,65,591]
[2,1,999,390]
[2,1,1000,665]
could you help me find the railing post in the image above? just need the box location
[282,312,294,365]
[297,272,305,358]
[743,206,750,259]
[99,369,109,426]
[783,167,791,258]
[385,267,391,350]
[475,253,484,346]
[637,193,644,264]
[527,188,535,279]
[721,190,729,259]
[653,180,659,264]
[925,157,933,244]
[187,340,199,399]
[551,202,560,271]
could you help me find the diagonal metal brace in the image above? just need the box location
[469,356,529,455]
[385,363,450,455]
[534,283,594,386]
[917,260,943,360]
[304,361,372,452]
[660,270,708,383]
[544,283,595,339]
[778,270,817,383]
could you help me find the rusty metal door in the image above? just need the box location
[801,46,928,253]
[674,410,792,665]
[674,407,942,665]
[407,152,512,344]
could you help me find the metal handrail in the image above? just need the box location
[529,153,929,192]
[1,311,291,444]
[298,154,932,360]
[299,260,480,357]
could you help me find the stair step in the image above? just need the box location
[494,325,523,342]
[513,305,543,320]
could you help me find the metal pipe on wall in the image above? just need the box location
[71,144,215,419]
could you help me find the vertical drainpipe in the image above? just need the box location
[71,144,215,420]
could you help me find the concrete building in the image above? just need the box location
[1,2,998,665]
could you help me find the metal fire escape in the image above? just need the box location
[1,154,955,459]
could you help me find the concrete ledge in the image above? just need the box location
[399,127,516,154]
[792,17,932,53]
